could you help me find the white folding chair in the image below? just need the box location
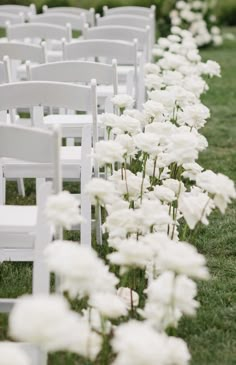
[0,123,61,292]
[63,39,143,107]
[96,13,155,49]
[29,12,86,34]
[6,22,72,62]
[0,4,36,20]
[0,81,94,245]
[0,41,47,81]
[27,59,118,143]
[42,5,95,26]
[0,124,60,365]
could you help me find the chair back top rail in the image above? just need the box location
[42,6,95,26]
[103,5,156,17]
[28,60,117,87]
[7,23,72,42]
[0,81,93,112]
[0,12,24,26]
[0,42,46,63]
[96,13,153,29]
[29,13,86,32]
[84,25,149,51]
[0,123,60,164]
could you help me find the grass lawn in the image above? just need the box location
[0,28,236,365]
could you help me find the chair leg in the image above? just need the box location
[16,178,25,197]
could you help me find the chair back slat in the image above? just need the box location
[0,12,24,26]
[103,5,156,17]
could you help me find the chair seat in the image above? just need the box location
[1,146,83,179]
[0,205,37,233]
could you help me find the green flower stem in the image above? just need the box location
[140,153,148,203]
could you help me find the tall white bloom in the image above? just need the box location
[0,342,31,365]
[85,178,118,206]
[196,170,236,213]
[94,140,125,166]
[9,294,102,360]
[45,191,83,230]
[89,293,128,319]
[111,94,134,110]
[44,241,118,298]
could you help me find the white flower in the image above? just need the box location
[89,293,127,319]
[113,115,141,135]
[142,272,199,329]
[196,170,236,213]
[145,73,163,90]
[115,134,137,156]
[117,287,139,309]
[44,241,118,298]
[143,100,166,120]
[111,94,134,110]
[179,189,215,229]
[166,336,191,365]
[163,179,186,195]
[109,169,148,200]
[85,178,118,206]
[182,162,203,180]
[153,185,176,203]
[144,63,161,75]
[111,321,168,365]
[45,191,83,230]
[133,132,160,155]
[108,237,153,272]
[157,239,209,280]
[166,130,199,165]
[201,60,221,78]
[94,140,125,166]
[0,342,30,365]
[112,321,190,365]
[100,113,121,129]
[9,294,102,360]
[103,208,140,238]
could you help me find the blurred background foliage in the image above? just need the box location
[0,0,235,26]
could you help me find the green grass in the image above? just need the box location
[176,28,236,365]
[0,28,236,365]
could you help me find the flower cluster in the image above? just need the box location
[4,19,235,365]
[170,0,223,47]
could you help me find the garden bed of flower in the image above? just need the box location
[0,19,235,365]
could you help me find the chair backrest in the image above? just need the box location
[0,4,36,20]
[84,24,150,60]
[96,13,153,29]
[0,12,24,27]
[0,42,47,64]
[0,80,97,145]
[42,6,95,26]
[0,123,61,193]
[63,38,138,65]
[96,13,155,47]
[103,5,156,17]
[29,13,86,32]
[27,60,118,95]
[7,23,72,43]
